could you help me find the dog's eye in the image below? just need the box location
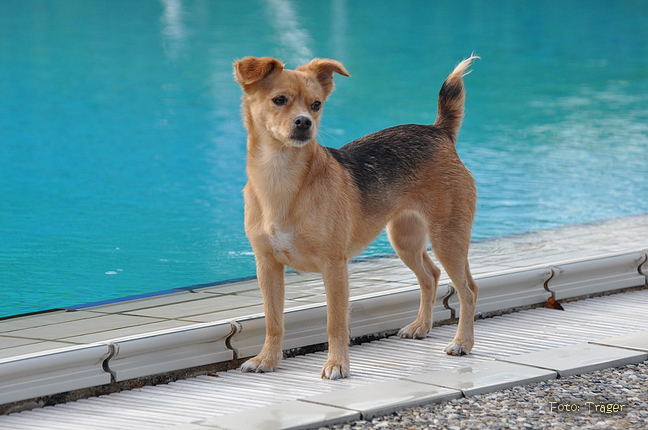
[311,101,321,112]
[272,96,288,106]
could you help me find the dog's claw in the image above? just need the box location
[240,356,280,373]
[321,361,350,380]
[398,322,431,339]
[444,341,472,356]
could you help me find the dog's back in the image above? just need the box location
[324,56,476,217]
[325,124,439,211]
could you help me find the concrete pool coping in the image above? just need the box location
[0,213,647,409]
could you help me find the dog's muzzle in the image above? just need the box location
[291,114,313,143]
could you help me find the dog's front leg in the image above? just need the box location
[241,256,285,373]
[321,261,350,379]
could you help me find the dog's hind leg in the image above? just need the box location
[321,260,351,379]
[240,256,285,373]
[429,219,478,355]
[388,211,441,339]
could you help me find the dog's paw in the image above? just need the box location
[321,360,350,380]
[397,321,431,339]
[444,341,472,356]
[240,355,280,373]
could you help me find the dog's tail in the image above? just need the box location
[434,55,479,143]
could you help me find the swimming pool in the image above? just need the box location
[1,0,647,318]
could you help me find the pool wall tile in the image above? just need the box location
[107,321,234,382]
[0,343,112,404]
[547,251,646,300]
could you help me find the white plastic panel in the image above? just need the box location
[280,305,330,351]
[548,251,646,300]
[108,322,234,382]
[639,250,648,277]
[229,303,329,359]
[349,284,452,337]
[227,314,265,359]
[230,285,452,359]
[447,267,553,315]
[0,344,111,404]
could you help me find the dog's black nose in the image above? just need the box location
[293,115,312,130]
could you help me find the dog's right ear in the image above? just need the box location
[234,57,284,87]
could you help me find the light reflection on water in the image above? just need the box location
[0,0,646,316]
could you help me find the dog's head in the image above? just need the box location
[234,57,349,147]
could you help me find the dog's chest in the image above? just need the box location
[266,225,320,272]
[268,227,298,261]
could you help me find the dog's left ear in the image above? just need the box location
[297,59,350,99]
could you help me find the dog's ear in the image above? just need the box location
[297,59,350,98]
[234,57,284,87]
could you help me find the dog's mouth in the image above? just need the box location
[290,129,312,144]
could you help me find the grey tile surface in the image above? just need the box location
[82,290,202,313]
[302,379,461,420]
[0,310,99,333]
[176,305,266,323]
[403,360,557,396]
[0,340,75,360]
[5,314,166,341]
[197,400,360,430]
[591,330,648,353]
[63,319,195,344]
[498,343,648,377]
[192,280,259,295]
[124,294,264,319]
[0,336,39,349]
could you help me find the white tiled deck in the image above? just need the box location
[0,214,647,428]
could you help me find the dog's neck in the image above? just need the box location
[246,132,324,227]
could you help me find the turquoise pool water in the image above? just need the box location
[1,0,647,318]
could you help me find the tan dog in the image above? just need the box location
[234,55,479,379]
